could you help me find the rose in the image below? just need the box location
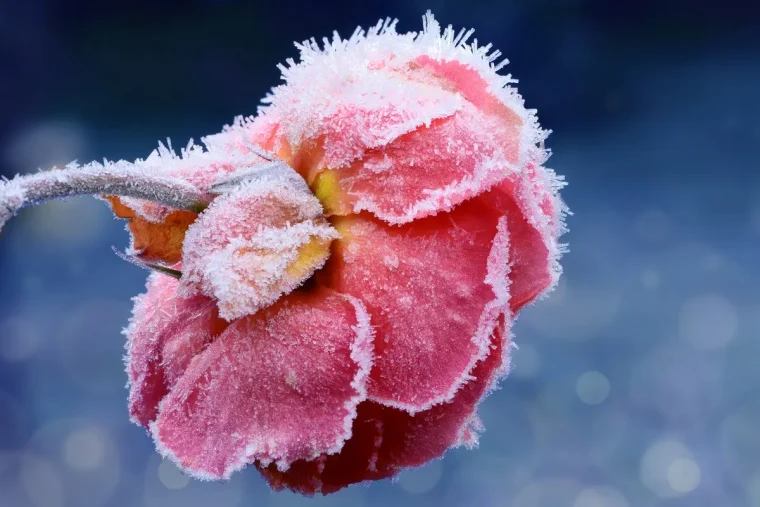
[0,12,567,495]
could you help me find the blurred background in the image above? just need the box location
[1,0,759,506]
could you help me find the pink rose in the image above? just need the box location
[0,11,567,495]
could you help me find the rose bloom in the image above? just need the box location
[100,13,566,495]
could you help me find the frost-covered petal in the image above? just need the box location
[490,160,568,307]
[312,78,463,170]
[180,168,337,321]
[125,274,228,427]
[363,322,508,476]
[319,196,510,413]
[258,322,509,494]
[222,13,553,225]
[255,408,386,495]
[323,103,523,224]
[150,289,374,480]
[480,177,560,311]
[271,72,465,182]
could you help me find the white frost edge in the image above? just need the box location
[121,273,157,427]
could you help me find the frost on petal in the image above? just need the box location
[319,195,510,413]
[312,78,463,171]
[256,408,386,495]
[489,159,568,304]
[336,103,521,224]
[150,289,374,480]
[205,112,288,162]
[180,168,338,321]
[258,322,509,495]
[125,274,228,427]
[234,12,556,225]
[272,73,465,183]
[366,321,508,474]
[474,182,555,312]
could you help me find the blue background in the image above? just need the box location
[1,1,759,506]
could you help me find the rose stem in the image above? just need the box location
[0,164,210,234]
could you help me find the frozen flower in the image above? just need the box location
[0,11,567,495]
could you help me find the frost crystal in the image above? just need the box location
[0,161,208,233]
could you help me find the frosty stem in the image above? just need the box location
[0,165,210,233]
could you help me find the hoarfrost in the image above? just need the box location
[0,161,208,232]
[181,165,338,321]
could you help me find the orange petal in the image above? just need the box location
[105,196,198,264]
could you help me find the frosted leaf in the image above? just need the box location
[136,138,267,190]
[181,165,338,321]
[208,160,311,195]
[196,221,337,321]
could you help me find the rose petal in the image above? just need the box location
[180,172,337,321]
[125,274,228,427]
[256,408,385,495]
[328,103,523,224]
[258,321,509,494]
[319,195,511,413]
[208,75,465,217]
[402,52,568,247]
[238,102,528,225]
[480,181,556,312]
[405,55,522,124]
[208,25,558,227]
[150,289,374,480]
[105,196,198,265]
[282,74,465,181]
[367,321,508,475]
[490,163,567,308]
